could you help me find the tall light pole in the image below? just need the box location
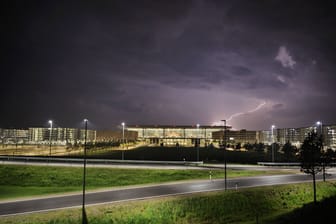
[316,121,325,181]
[121,122,125,160]
[221,119,227,191]
[271,125,275,162]
[196,123,200,162]
[316,121,322,136]
[82,118,88,224]
[48,120,53,158]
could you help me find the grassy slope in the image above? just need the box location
[1,181,335,224]
[0,164,291,200]
[82,146,272,163]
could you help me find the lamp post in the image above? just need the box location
[221,119,227,191]
[121,122,125,160]
[48,120,53,158]
[82,118,88,224]
[316,121,325,181]
[316,121,322,136]
[271,125,275,163]
[196,124,200,162]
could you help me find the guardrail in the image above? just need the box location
[257,162,300,166]
[0,156,204,166]
[258,162,336,167]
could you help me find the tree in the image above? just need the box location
[255,143,266,153]
[244,143,254,151]
[321,148,336,181]
[299,132,323,204]
[282,141,297,162]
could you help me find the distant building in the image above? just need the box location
[0,128,29,144]
[127,125,229,146]
[96,130,138,142]
[325,125,336,149]
[212,129,257,145]
[1,123,336,150]
[28,127,96,145]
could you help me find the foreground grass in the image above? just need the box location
[1,181,335,224]
[0,164,292,200]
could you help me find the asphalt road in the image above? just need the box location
[1,173,335,217]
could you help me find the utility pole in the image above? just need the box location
[196,123,200,162]
[316,121,325,181]
[82,119,88,224]
[121,122,125,160]
[48,120,53,158]
[271,125,275,162]
[221,119,227,191]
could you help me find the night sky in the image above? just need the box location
[2,0,336,130]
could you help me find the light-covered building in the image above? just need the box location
[96,130,138,142]
[325,125,336,149]
[28,127,96,145]
[127,124,336,150]
[212,129,257,145]
[127,125,228,146]
[2,123,336,150]
[0,128,29,144]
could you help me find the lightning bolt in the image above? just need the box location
[212,101,267,127]
[227,101,266,123]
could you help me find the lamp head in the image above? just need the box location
[121,122,125,126]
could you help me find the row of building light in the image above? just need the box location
[0,121,335,149]
[0,119,96,145]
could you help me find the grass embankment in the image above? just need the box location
[1,181,335,224]
[0,164,291,200]
[77,146,281,163]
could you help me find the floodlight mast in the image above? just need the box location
[48,120,53,158]
[221,119,227,191]
[271,125,276,163]
[196,123,200,162]
[82,119,88,224]
[122,122,125,160]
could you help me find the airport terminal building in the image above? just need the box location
[127,125,230,146]
[1,124,336,149]
[127,124,336,149]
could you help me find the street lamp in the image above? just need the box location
[48,120,53,158]
[82,118,88,224]
[271,125,276,163]
[316,121,322,135]
[196,123,200,162]
[316,121,326,181]
[221,119,227,191]
[121,122,125,160]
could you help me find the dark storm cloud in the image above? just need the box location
[1,0,336,129]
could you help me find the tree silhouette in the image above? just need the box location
[321,148,336,181]
[282,141,297,162]
[299,132,323,204]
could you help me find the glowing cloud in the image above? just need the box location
[275,46,296,69]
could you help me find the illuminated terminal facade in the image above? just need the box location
[127,125,229,146]
[1,124,336,149]
[127,124,336,149]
